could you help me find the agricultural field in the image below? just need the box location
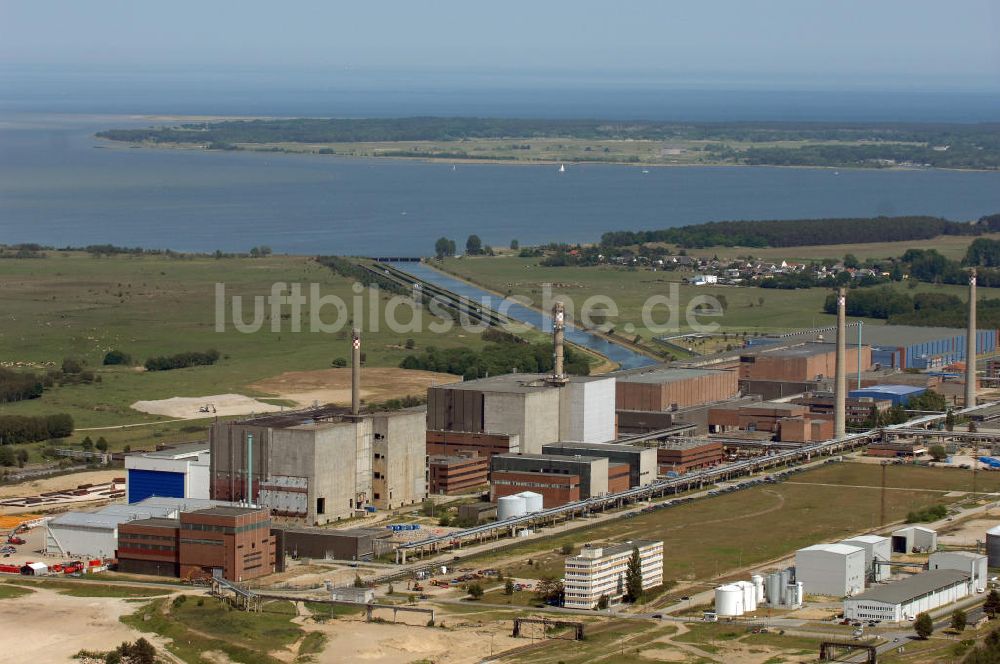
[0,252,478,458]
[464,462,999,586]
[435,249,1000,343]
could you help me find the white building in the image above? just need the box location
[691,274,719,286]
[929,551,988,591]
[564,540,663,609]
[125,442,210,504]
[891,526,937,554]
[844,569,971,623]
[840,535,892,582]
[45,497,232,558]
[795,543,866,597]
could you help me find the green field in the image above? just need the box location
[471,463,997,585]
[435,251,1000,346]
[0,252,482,457]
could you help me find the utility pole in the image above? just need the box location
[880,461,887,529]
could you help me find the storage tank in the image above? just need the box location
[751,575,765,604]
[517,491,544,513]
[497,495,527,520]
[765,572,782,605]
[778,569,791,606]
[786,581,804,608]
[987,525,1000,568]
[714,585,744,616]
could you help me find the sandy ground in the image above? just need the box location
[304,614,520,664]
[0,586,171,663]
[0,469,123,499]
[250,368,458,409]
[131,393,283,419]
[938,510,1000,547]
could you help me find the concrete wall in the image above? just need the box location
[929,552,988,590]
[372,410,427,510]
[795,547,866,597]
[560,378,616,443]
[484,390,561,455]
[840,536,892,582]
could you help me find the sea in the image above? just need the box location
[2,68,999,256]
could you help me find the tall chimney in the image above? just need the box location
[245,431,253,506]
[966,269,977,408]
[352,327,361,415]
[834,287,846,438]
[552,301,566,383]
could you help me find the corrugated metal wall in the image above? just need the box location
[128,469,185,504]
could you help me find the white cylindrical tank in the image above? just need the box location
[715,584,744,616]
[765,572,782,605]
[737,580,756,613]
[788,581,804,608]
[779,569,791,606]
[517,491,544,513]
[751,575,765,604]
[497,495,527,520]
[987,525,1000,568]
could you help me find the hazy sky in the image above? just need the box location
[3,0,999,90]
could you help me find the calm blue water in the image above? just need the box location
[2,113,1000,256]
[390,262,656,369]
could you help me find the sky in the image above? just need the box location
[2,0,1000,91]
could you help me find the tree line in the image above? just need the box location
[601,215,990,250]
[0,414,74,444]
[144,349,220,372]
[822,288,1000,328]
[400,338,590,380]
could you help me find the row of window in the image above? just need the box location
[180,538,224,547]
[120,544,176,553]
[493,480,578,489]
[183,520,270,534]
[120,533,176,542]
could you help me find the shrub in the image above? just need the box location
[102,350,133,366]
[144,349,220,371]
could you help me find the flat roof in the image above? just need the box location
[799,543,864,556]
[236,404,425,429]
[841,535,890,545]
[493,453,603,464]
[187,506,263,517]
[850,385,925,397]
[655,438,723,451]
[848,569,970,605]
[746,342,838,359]
[543,441,651,454]
[278,526,391,539]
[438,372,610,394]
[614,368,729,384]
[122,517,180,529]
[572,539,662,559]
[137,441,209,459]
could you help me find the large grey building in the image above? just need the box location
[795,543,866,597]
[541,441,657,487]
[210,406,426,524]
[490,453,610,499]
[426,373,616,454]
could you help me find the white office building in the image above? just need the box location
[929,551,988,591]
[564,540,663,609]
[795,543,866,597]
[844,569,971,623]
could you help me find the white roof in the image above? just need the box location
[49,497,238,530]
[798,543,864,556]
[24,562,47,571]
[931,550,986,560]
[842,535,889,545]
[893,525,936,535]
[987,525,1000,536]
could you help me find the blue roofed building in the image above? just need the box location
[849,385,926,406]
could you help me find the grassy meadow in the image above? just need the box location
[0,252,483,456]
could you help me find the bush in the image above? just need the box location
[331,357,347,368]
[0,368,44,403]
[144,349,220,371]
[0,413,74,443]
[467,582,484,600]
[560,543,574,555]
[102,350,133,366]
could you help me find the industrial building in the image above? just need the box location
[928,551,988,591]
[651,439,724,474]
[210,405,426,524]
[840,535,892,582]
[795,543,866,597]
[427,454,489,495]
[490,453,611,506]
[563,540,664,609]
[540,441,657,487]
[891,526,937,554]
[116,505,278,581]
[988,525,1000,568]
[274,527,393,561]
[457,502,498,524]
[708,401,834,443]
[843,569,972,623]
[426,372,616,455]
[45,497,233,559]
[794,394,892,427]
[849,385,926,407]
[125,442,210,504]
[614,368,739,411]
[425,430,520,459]
[739,342,872,383]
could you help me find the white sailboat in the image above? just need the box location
[558,163,566,173]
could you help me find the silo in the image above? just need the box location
[778,569,791,606]
[738,580,756,613]
[714,585,743,616]
[988,526,1000,568]
[517,491,544,513]
[751,575,765,604]
[787,582,804,608]
[765,572,782,605]
[497,495,527,520]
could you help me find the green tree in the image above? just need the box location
[510,239,519,250]
[434,237,456,259]
[945,409,956,431]
[983,589,1000,618]
[81,436,93,451]
[929,444,947,461]
[843,253,861,269]
[534,575,564,606]
[95,437,108,453]
[597,594,609,610]
[560,543,574,555]
[15,449,28,468]
[102,350,132,366]
[951,608,967,632]
[0,446,15,467]
[624,546,644,603]
[914,612,933,639]
[353,574,367,588]
[504,578,515,596]
[465,234,483,256]
[467,582,484,600]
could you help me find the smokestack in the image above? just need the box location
[245,431,253,506]
[352,327,361,415]
[967,269,977,408]
[552,301,566,383]
[835,287,846,438]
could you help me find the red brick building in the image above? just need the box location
[428,455,489,495]
[117,506,278,581]
[654,439,724,474]
[426,430,519,460]
[607,462,631,493]
[491,470,581,506]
